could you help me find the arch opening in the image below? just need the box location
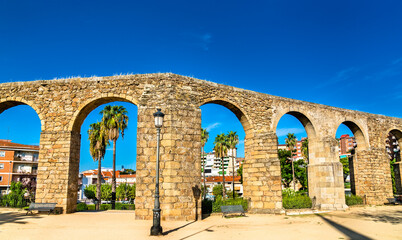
[0,101,41,201]
[335,122,366,196]
[386,129,402,196]
[199,100,251,200]
[71,97,138,212]
[276,112,312,196]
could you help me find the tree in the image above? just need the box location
[201,128,209,199]
[237,164,243,184]
[340,156,350,182]
[294,159,308,190]
[301,138,309,163]
[212,184,223,198]
[116,183,136,202]
[88,122,108,210]
[100,105,129,209]
[84,185,96,200]
[285,133,297,191]
[227,131,239,199]
[278,149,293,188]
[214,133,228,199]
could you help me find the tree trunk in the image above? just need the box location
[111,139,117,209]
[232,149,235,199]
[222,156,226,199]
[97,153,102,211]
[291,157,296,191]
[202,146,206,200]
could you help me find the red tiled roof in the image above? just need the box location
[82,169,136,179]
[205,176,241,182]
[0,140,39,150]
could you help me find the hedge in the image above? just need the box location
[345,195,363,206]
[77,203,135,211]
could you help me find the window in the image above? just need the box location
[0,151,5,157]
[0,163,3,169]
[0,176,2,182]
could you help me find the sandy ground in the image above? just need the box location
[0,205,401,240]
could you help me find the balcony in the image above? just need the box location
[13,169,38,175]
[13,156,39,163]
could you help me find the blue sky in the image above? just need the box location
[1,1,401,171]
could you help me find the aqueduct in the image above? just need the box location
[0,73,401,221]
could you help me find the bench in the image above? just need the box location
[25,203,57,215]
[221,205,245,218]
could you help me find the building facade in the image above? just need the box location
[201,149,240,177]
[78,168,136,200]
[0,140,39,195]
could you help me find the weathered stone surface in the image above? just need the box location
[0,73,401,220]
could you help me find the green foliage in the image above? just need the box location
[279,149,293,188]
[226,190,239,199]
[76,202,88,211]
[237,165,243,184]
[101,184,112,201]
[340,156,350,182]
[87,204,96,210]
[84,185,96,200]
[0,182,28,208]
[212,197,248,212]
[100,204,111,210]
[294,159,308,190]
[390,158,397,195]
[345,195,363,206]
[120,169,136,175]
[85,203,135,210]
[116,183,136,201]
[212,184,223,197]
[282,189,312,209]
[279,149,308,190]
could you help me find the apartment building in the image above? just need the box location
[201,149,240,177]
[278,137,307,161]
[0,140,39,195]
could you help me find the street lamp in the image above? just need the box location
[150,108,164,236]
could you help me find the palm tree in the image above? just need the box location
[88,122,108,210]
[285,133,297,191]
[214,133,228,199]
[201,128,209,200]
[301,138,309,163]
[100,105,129,209]
[227,131,239,199]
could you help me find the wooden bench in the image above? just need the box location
[221,205,245,217]
[25,203,57,215]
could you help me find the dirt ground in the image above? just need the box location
[0,205,401,240]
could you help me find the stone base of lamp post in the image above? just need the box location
[150,209,163,235]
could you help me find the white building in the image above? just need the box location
[201,149,240,177]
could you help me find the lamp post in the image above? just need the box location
[150,108,164,236]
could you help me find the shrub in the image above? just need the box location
[0,182,28,208]
[100,204,111,210]
[87,204,96,210]
[76,202,88,211]
[212,197,248,213]
[282,189,312,209]
[345,195,363,206]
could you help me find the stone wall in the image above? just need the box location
[0,73,401,220]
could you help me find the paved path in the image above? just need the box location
[0,205,401,240]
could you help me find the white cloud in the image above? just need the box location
[238,140,245,145]
[276,128,305,137]
[205,122,221,131]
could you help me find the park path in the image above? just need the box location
[0,206,401,240]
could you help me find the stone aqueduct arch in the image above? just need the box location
[0,73,401,220]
